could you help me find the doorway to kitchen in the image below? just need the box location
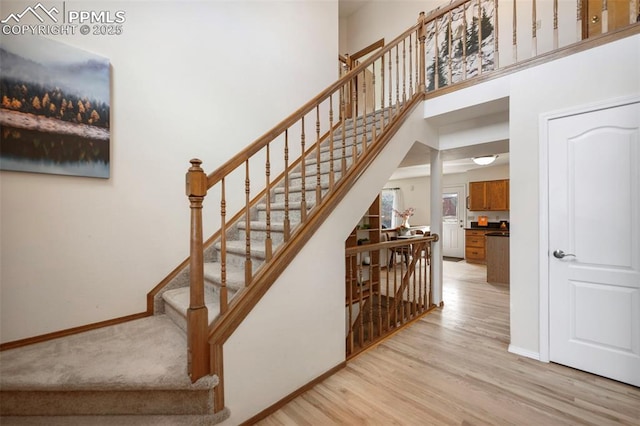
[442,185,466,259]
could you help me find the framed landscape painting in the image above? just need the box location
[0,35,110,178]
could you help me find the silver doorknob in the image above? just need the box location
[553,249,576,259]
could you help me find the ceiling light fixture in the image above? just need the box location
[472,155,498,166]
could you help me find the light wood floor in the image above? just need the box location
[256,260,640,425]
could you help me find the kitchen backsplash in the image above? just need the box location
[467,212,510,224]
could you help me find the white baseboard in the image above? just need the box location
[508,344,541,361]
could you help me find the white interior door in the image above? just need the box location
[442,185,465,258]
[548,100,640,386]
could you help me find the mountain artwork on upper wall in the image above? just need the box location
[0,35,110,178]
[425,0,495,92]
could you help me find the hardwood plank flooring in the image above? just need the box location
[256,260,640,425]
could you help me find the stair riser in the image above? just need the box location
[215,248,265,272]
[289,171,343,188]
[273,188,328,204]
[237,227,285,245]
[256,208,307,223]
[0,389,216,416]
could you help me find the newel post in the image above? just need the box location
[186,158,210,382]
[418,11,427,93]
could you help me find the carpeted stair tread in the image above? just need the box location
[0,315,213,392]
[237,221,285,232]
[0,316,225,417]
[214,239,267,259]
[203,262,245,292]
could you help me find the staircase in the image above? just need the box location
[156,109,391,332]
[0,109,390,423]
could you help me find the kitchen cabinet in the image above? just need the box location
[468,179,509,211]
[465,229,488,264]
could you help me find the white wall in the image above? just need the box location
[508,34,640,356]
[0,0,339,343]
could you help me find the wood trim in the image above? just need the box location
[240,361,347,426]
[350,38,385,62]
[209,93,425,345]
[0,311,149,351]
[425,23,640,100]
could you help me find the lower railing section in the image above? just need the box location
[345,234,438,358]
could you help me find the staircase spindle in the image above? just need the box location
[388,50,393,120]
[300,117,307,222]
[532,0,538,57]
[494,0,500,68]
[478,0,484,75]
[402,39,407,103]
[447,12,453,85]
[315,106,322,204]
[512,0,518,62]
[418,11,427,92]
[371,67,377,145]
[395,45,400,110]
[380,54,386,132]
[361,69,368,152]
[244,160,253,286]
[328,95,335,190]
[264,144,273,262]
[409,34,414,96]
[340,93,347,175]
[351,76,357,162]
[283,130,291,242]
[415,28,419,94]
[367,263,374,342]
[553,0,558,49]
[220,178,228,313]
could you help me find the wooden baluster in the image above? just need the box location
[478,0,484,74]
[418,11,427,93]
[351,76,357,162]
[395,45,400,111]
[385,249,391,331]
[377,260,382,338]
[283,130,290,242]
[358,259,364,348]
[495,0,500,69]
[220,178,228,313]
[264,144,272,262]
[371,66,377,146]
[368,262,373,343]
[244,160,252,285]
[380,55,386,132]
[185,158,210,382]
[434,19,440,90]
[393,250,399,326]
[328,95,335,190]
[415,29,419,94]
[346,253,353,355]
[447,12,453,84]
[553,0,558,50]
[532,0,538,57]
[388,50,393,119]
[300,116,307,223]
[402,39,407,104]
[315,106,322,205]
[463,3,468,79]
[361,69,368,152]
[409,34,414,97]
[341,90,347,176]
[513,0,518,62]
[576,0,583,41]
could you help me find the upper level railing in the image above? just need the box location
[180,0,639,413]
